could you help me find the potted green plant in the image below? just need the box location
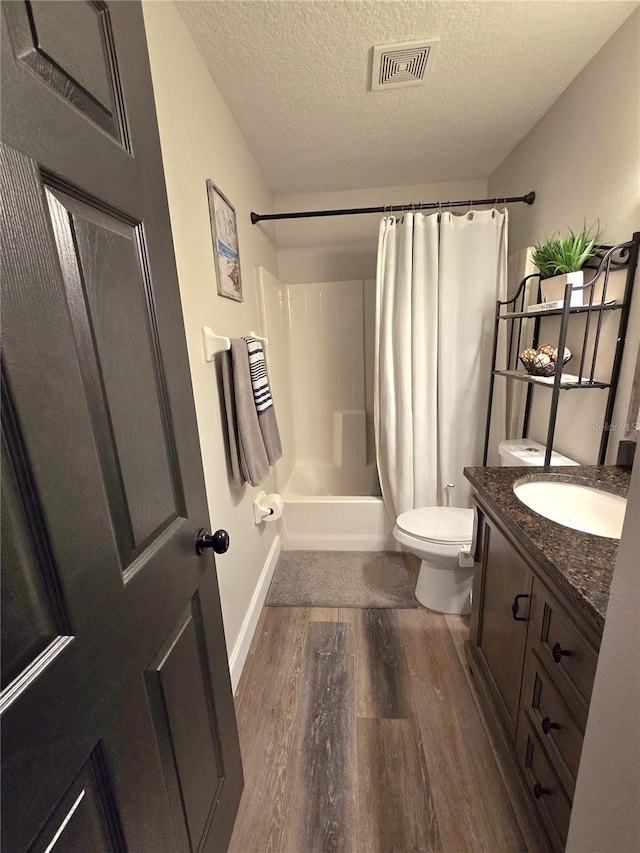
[532,221,602,307]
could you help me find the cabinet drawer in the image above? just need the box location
[519,653,586,792]
[518,721,572,851]
[529,585,598,705]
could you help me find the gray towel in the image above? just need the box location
[244,336,282,465]
[221,339,269,487]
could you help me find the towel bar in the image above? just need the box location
[202,327,268,362]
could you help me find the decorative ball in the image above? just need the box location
[519,344,572,376]
[538,344,556,358]
[531,352,556,376]
[519,348,537,370]
[553,346,572,365]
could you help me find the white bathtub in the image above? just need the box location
[281,465,395,551]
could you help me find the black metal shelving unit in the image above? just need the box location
[483,231,640,466]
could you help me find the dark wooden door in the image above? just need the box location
[0,3,243,851]
[475,520,533,739]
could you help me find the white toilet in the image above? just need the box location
[497,437,578,468]
[394,506,475,614]
[393,439,578,614]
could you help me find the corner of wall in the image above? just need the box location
[142,0,282,663]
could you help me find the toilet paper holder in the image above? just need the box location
[253,491,283,525]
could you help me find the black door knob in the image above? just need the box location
[196,528,230,555]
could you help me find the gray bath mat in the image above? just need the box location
[266,550,417,608]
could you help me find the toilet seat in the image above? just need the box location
[395,507,474,545]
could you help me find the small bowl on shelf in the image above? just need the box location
[519,345,572,377]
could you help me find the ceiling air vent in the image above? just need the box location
[371,38,439,91]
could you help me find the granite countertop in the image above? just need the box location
[463,465,632,634]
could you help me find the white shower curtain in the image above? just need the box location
[374,209,508,519]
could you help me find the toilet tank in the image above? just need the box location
[498,438,578,467]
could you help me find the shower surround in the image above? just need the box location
[258,270,393,550]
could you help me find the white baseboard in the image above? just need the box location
[228,533,281,694]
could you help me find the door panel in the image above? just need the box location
[0,430,61,689]
[146,600,225,850]
[3,1,128,152]
[28,747,126,853]
[46,186,183,560]
[477,520,532,738]
[29,1,114,108]
[1,143,128,633]
[1,3,243,851]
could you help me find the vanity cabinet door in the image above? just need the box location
[517,575,600,801]
[517,651,587,797]
[526,581,599,706]
[474,518,533,739]
[518,720,573,852]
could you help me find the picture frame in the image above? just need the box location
[206,179,243,302]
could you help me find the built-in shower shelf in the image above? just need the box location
[493,370,611,390]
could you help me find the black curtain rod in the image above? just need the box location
[250,191,535,224]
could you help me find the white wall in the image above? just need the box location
[142,1,280,673]
[275,179,488,283]
[488,13,640,847]
[256,267,295,491]
[488,10,640,465]
[566,455,640,852]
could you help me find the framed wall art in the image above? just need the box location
[206,179,243,302]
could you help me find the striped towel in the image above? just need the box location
[221,340,269,487]
[244,336,273,413]
[243,336,282,465]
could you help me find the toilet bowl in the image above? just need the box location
[393,507,475,614]
[395,441,579,614]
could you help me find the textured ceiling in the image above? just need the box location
[176,0,637,195]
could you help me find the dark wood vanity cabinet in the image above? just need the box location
[467,501,602,852]
[469,511,533,738]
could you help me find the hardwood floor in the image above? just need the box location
[230,601,529,852]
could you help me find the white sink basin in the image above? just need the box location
[513,478,627,539]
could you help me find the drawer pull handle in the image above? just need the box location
[541,716,561,735]
[511,594,529,621]
[552,642,572,663]
[533,783,552,799]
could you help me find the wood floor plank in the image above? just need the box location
[228,607,310,853]
[444,612,470,674]
[357,717,442,853]
[282,621,357,852]
[230,601,530,853]
[308,607,340,621]
[337,608,356,623]
[395,608,527,852]
[355,609,412,719]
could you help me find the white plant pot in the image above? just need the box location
[540,270,585,307]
